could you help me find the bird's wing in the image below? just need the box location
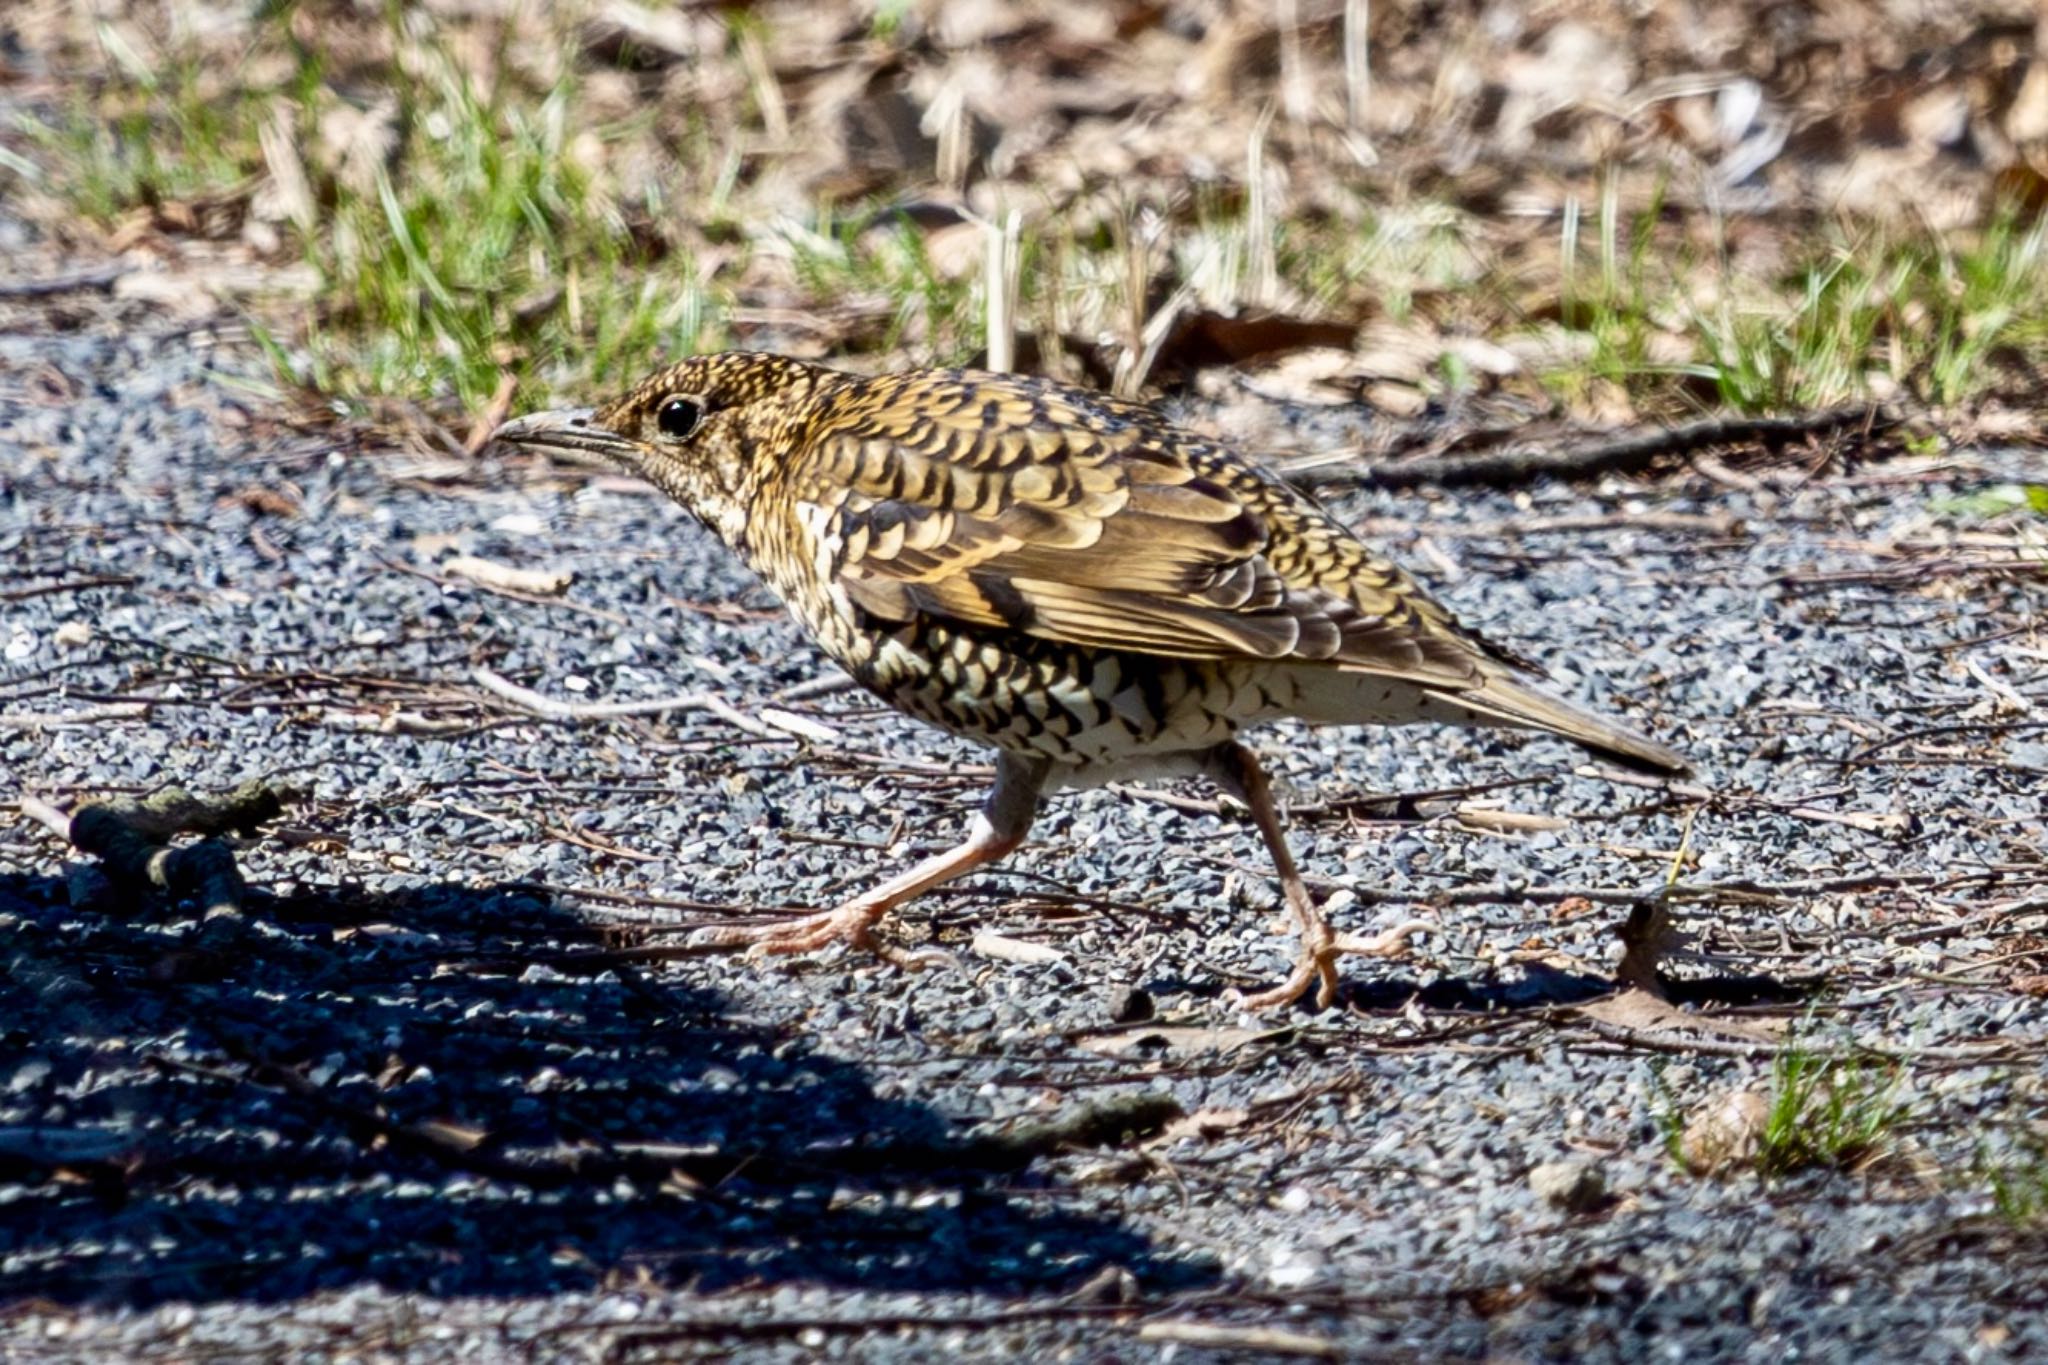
[789,371,1498,688]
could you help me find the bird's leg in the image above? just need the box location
[1205,741,1427,1011]
[689,752,1049,968]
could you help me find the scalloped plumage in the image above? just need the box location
[492,352,1687,1008]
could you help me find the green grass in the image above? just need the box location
[292,28,717,408]
[1653,1038,1912,1180]
[23,49,265,223]
[1547,175,1697,404]
[1928,482,2048,521]
[16,10,729,412]
[1918,212,2048,405]
[1753,1042,1909,1178]
[1989,1143,2048,1225]
[1689,215,2048,414]
[1647,1060,1693,1169]
[1527,185,2048,417]
[779,211,982,366]
[13,8,2047,422]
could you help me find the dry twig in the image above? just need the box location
[19,778,302,917]
[1282,408,1901,489]
[470,665,776,738]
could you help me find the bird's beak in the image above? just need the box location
[489,408,644,466]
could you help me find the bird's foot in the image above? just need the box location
[688,904,953,971]
[1235,917,1433,1012]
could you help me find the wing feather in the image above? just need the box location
[797,371,1500,689]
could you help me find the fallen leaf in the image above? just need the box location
[1577,986,1785,1046]
[1679,1088,1769,1173]
[219,484,302,518]
[1150,310,1359,377]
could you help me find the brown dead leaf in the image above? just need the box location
[219,484,303,518]
[148,185,257,241]
[1237,346,1357,405]
[1350,318,1443,384]
[1361,380,1429,417]
[313,93,401,198]
[255,104,316,235]
[1464,1282,1538,1317]
[1680,1087,1770,1173]
[2005,58,2048,143]
[1902,87,1971,150]
[1577,985,1686,1032]
[414,1120,488,1152]
[1528,1159,1608,1213]
[577,0,716,67]
[1568,377,1636,427]
[1992,158,2048,222]
[1136,1322,1339,1358]
[1451,804,1569,834]
[1440,335,1521,378]
[1150,310,1359,378]
[918,220,986,281]
[1576,985,1785,1047]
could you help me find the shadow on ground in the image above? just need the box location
[0,872,1203,1309]
[1148,954,1810,1013]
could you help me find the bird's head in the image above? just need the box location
[490,351,840,551]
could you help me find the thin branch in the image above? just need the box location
[0,574,139,602]
[0,702,151,728]
[0,264,126,298]
[470,666,776,738]
[1282,407,1902,489]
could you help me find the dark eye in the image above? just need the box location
[656,395,703,439]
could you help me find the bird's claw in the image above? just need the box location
[1232,952,1342,1013]
[688,905,873,954]
[1234,917,1434,1012]
[1332,919,1433,958]
[689,905,952,973]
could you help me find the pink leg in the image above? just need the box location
[689,753,1047,968]
[1207,742,1428,1010]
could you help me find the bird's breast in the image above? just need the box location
[844,617,1275,768]
[754,488,1292,769]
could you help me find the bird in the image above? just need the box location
[491,352,1687,1009]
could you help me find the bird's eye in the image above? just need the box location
[656,396,703,439]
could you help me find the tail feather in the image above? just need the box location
[1424,674,1690,776]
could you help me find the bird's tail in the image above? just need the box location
[1423,673,1690,776]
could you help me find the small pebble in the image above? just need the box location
[1107,985,1155,1023]
[1528,1160,1607,1213]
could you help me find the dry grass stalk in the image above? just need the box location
[983,207,1022,371]
[1246,104,1278,310]
[1344,0,1372,131]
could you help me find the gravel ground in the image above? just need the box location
[4,261,2046,1362]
